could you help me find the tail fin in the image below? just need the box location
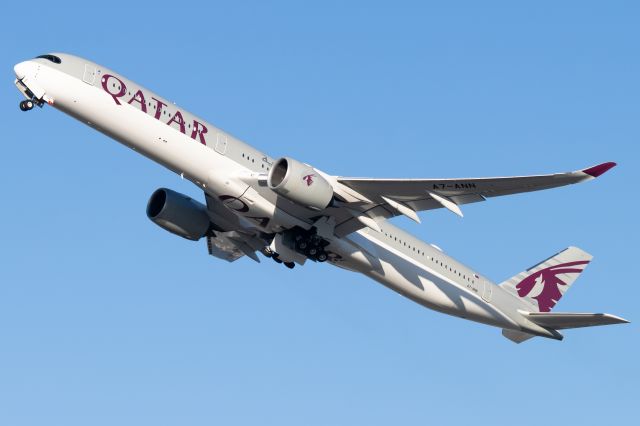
[500,246,592,312]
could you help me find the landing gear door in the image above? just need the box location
[83,64,96,85]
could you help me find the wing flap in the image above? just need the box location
[206,231,263,263]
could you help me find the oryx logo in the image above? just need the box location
[302,174,315,186]
[516,260,590,312]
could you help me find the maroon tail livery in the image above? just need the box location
[516,261,590,312]
[499,247,593,313]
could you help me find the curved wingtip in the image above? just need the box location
[582,162,617,178]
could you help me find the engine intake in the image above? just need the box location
[267,157,333,211]
[146,188,211,241]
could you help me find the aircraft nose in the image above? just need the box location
[14,60,35,80]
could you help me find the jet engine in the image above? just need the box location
[267,157,333,211]
[146,188,211,241]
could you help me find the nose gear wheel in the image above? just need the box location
[19,100,34,111]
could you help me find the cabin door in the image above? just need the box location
[481,279,493,302]
[215,133,228,154]
[82,64,96,85]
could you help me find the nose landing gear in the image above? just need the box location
[19,100,34,111]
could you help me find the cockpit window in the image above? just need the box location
[35,54,62,64]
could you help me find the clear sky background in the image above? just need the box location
[0,1,638,425]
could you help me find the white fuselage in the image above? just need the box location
[14,54,554,338]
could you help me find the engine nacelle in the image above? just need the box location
[267,157,333,211]
[146,188,211,241]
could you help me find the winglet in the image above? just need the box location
[582,162,617,178]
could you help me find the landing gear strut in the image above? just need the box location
[267,227,332,270]
[19,100,34,111]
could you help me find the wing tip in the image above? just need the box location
[582,162,617,178]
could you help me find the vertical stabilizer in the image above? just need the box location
[500,247,592,312]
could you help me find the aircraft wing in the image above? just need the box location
[331,162,615,236]
[206,231,264,263]
[204,194,267,263]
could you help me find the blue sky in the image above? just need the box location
[1,1,638,425]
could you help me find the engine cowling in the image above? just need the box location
[146,188,211,241]
[267,157,333,211]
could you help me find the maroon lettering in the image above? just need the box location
[191,120,208,145]
[127,89,147,113]
[166,111,186,134]
[152,97,167,120]
[101,74,127,105]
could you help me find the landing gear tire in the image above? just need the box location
[316,252,328,263]
[19,100,34,111]
[272,254,283,264]
[284,262,295,269]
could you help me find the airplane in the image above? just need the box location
[13,53,629,343]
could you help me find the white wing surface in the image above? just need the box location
[331,162,616,236]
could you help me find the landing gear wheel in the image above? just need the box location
[306,247,318,257]
[284,262,295,269]
[272,254,283,264]
[316,252,328,263]
[19,100,34,111]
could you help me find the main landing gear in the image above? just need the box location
[262,248,297,270]
[264,227,332,270]
[293,231,329,263]
[268,252,296,269]
[19,100,34,111]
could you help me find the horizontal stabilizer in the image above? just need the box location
[524,312,629,330]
